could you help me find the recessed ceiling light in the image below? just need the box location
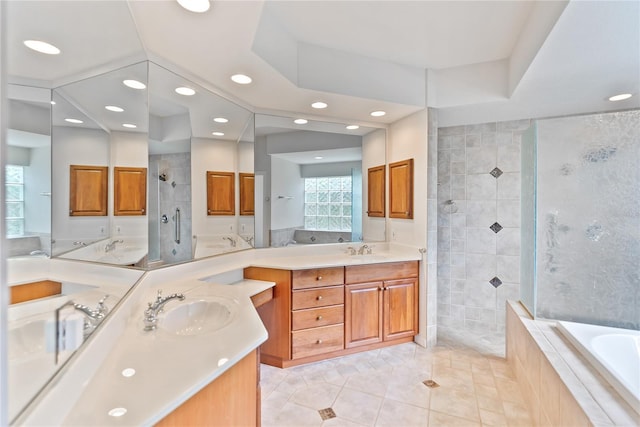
[123,80,146,90]
[121,368,136,378]
[175,87,196,96]
[105,105,124,112]
[50,101,56,105]
[122,124,137,129]
[217,358,229,367]
[314,156,323,160]
[108,408,127,417]
[231,74,252,85]
[311,101,328,109]
[294,119,308,125]
[65,118,83,124]
[608,93,632,101]
[177,0,210,13]
[346,125,359,130]
[23,40,60,55]
[213,117,228,123]
[370,111,386,117]
[212,131,225,136]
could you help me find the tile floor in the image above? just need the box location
[261,336,533,427]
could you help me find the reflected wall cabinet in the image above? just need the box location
[389,158,413,219]
[239,173,255,216]
[367,165,385,217]
[114,167,147,216]
[69,164,108,216]
[207,171,235,216]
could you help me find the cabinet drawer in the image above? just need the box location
[292,285,344,310]
[292,305,344,331]
[292,267,344,290]
[292,324,344,359]
[345,261,419,284]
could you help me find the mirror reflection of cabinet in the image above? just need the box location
[69,165,108,216]
[389,159,413,219]
[239,173,255,216]
[207,171,235,216]
[367,165,385,217]
[114,167,147,216]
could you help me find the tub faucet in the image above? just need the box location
[143,289,185,331]
[357,244,372,255]
[105,239,123,252]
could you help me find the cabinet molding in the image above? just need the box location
[69,165,108,216]
[114,167,147,216]
[367,165,385,217]
[206,171,235,216]
[389,158,413,219]
[239,173,255,216]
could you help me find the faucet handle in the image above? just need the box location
[97,295,110,315]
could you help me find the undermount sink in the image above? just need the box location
[159,297,236,336]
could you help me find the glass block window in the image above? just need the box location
[304,176,352,231]
[6,165,25,236]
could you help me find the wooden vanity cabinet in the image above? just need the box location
[345,261,418,348]
[69,165,108,216]
[114,167,147,216]
[389,158,413,219]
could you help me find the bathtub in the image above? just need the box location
[557,321,640,415]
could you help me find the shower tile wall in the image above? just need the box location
[437,120,530,335]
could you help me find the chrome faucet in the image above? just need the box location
[73,295,110,337]
[143,289,185,331]
[223,236,237,247]
[357,244,372,255]
[105,239,124,252]
[346,246,357,255]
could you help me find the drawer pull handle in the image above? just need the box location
[316,276,323,281]
[316,295,323,301]
[317,315,323,321]
[316,339,323,344]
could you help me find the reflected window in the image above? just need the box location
[304,176,352,231]
[6,165,25,236]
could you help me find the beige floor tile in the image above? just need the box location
[431,366,476,394]
[262,401,323,427]
[489,360,515,380]
[428,409,482,426]
[322,416,370,427]
[479,408,509,426]
[474,383,500,400]
[385,374,432,409]
[322,369,350,386]
[472,372,496,387]
[502,401,533,426]
[430,387,480,422]
[289,382,342,410]
[344,369,392,397]
[262,389,291,410]
[475,393,504,414]
[494,377,524,403]
[375,398,429,427]
[333,387,383,426]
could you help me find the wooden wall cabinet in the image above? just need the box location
[367,165,385,217]
[114,167,147,216]
[246,261,419,368]
[239,173,255,216]
[389,159,414,219]
[69,165,108,216]
[207,171,235,216]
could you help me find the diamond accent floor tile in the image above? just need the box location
[423,379,440,388]
[490,167,503,178]
[318,407,336,420]
[490,222,503,233]
[489,277,503,288]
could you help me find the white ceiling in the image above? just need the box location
[5,0,639,128]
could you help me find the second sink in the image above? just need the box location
[160,297,236,336]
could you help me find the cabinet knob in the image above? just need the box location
[69,210,73,214]
[316,295,323,301]
[316,276,323,281]
[316,339,323,344]
[141,208,145,213]
[316,316,323,321]
[208,209,212,214]
[378,287,382,291]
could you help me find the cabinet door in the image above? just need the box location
[367,165,385,217]
[389,159,413,219]
[69,165,108,216]
[114,167,147,216]
[207,171,235,216]
[239,173,255,216]
[345,282,383,348]
[383,278,418,341]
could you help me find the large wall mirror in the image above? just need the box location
[254,114,386,248]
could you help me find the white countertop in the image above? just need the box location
[61,279,273,426]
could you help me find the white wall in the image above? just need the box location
[362,129,386,241]
[24,145,50,234]
[51,126,110,248]
[191,138,237,235]
[238,140,254,236]
[110,131,148,237]
[388,109,430,346]
[270,156,303,230]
